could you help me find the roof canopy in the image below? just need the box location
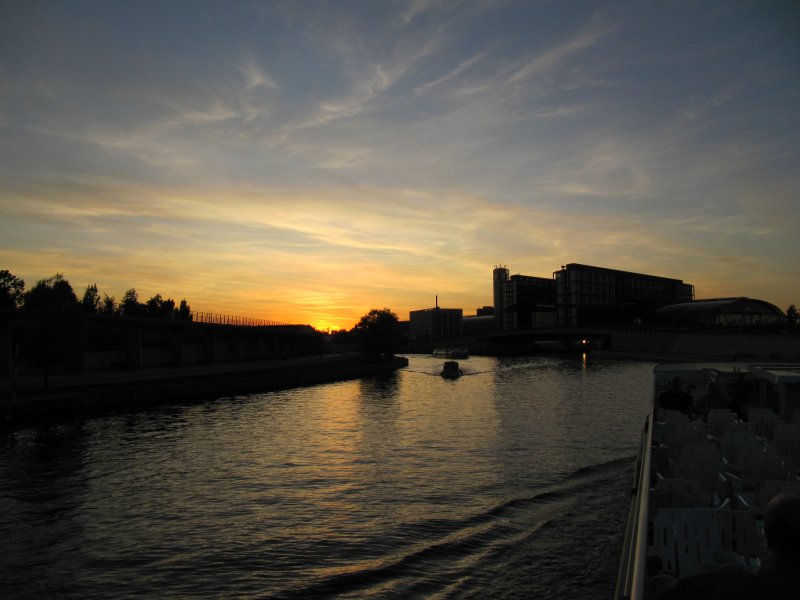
[655,298,784,325]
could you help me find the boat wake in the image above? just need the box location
[272,456,636,599]
[403,368,495,378]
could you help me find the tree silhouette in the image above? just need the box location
[100,293,117,316]
[177,299,192,321]
[331,327,357,346]
[788,305,798,329]
[145,294,176,319]
[0,269,25,308]
[20,274,80,392]
[81,283,101,314]
[120,288,144,317]
[23,273,79,311]
[355,308,401,358]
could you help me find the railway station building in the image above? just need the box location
[655,297,785,329]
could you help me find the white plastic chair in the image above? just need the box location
[654,475,711,508]
[672,457,726,493]
[648,509,680,576]
[715,509,764,558]
[734,491,759,512]
[657,409,705,433]
[658,408,690,427]
[728,420,753,434]
[707,409,739,438]
[721,430,764,466]
[745,456,797,486]
[649,508,764,578]
[774,424,800,459]
[747,408,782,440]
[680,442,722,460]
[664,430,709,459]
[653,412,699,445]
[653,421,669,445]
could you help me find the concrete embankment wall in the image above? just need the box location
[606,330,800,360]
[606,329,679,356]
[3,355,409,423]
[667,332,800,359]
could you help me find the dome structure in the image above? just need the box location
[655,297,785,327]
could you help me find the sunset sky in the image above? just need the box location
[1,1,799,330]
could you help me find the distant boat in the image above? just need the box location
[440,361,463,379]
[432,348,469,359]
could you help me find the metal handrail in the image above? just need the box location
[615,402,655,600]
[629,407,655,599]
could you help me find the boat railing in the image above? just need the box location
[615,405,655,600]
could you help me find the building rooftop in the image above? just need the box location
[556,263,688,283]
[656,298,784,322]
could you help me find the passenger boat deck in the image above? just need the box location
[616,363,800,599]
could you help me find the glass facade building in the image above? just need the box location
[493,267,556,331]
[502,275,556,330]
[554,263,694,327]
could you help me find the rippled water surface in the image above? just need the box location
[1,355,654,599]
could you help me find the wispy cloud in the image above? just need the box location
[287,37,442,130]
[237,57,278,90]
[2,0,799,324]
[505,21,615,86]
[414,51,487,95]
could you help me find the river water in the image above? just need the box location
[1,355,654,599]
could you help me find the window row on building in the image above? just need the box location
[495,263,695,330]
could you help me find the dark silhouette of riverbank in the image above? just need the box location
[0,307,408,426]
[2,352,408,426]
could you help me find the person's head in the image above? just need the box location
[764,493,800,561]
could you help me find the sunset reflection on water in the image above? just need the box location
[1,355,654,599]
